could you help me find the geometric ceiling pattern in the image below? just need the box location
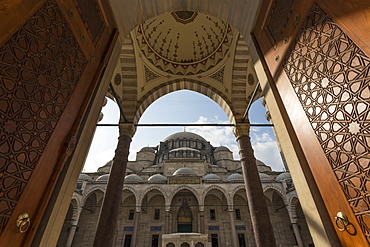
[135,11,234,75]
[284,4,370,243]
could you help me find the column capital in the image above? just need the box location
[233,122,250,138]
[119,123,136,137]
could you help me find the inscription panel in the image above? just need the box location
[283,4,370,243]
[0,0,88,234]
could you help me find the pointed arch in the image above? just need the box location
[168,185,201,207]
[201,185,230,208]
[139,185,168,207]
[134,78,236,124]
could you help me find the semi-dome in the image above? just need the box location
[125,174,144,183]
[173,167,197,176]
[226,173,244,182]
[203,174,222,182]
[276,172,292,182]
[214,146,230,152]
[148,174,167,183]
[140,147,155,153]
[259,173,272,181]
[164,132,206,142]
[78,174,93,182]
[96,174,110,182]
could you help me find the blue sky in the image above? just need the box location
[83,90,285,172]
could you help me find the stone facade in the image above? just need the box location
[57,132,313,247]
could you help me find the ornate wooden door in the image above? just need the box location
[0,0,117,246]
[254,0,370,246]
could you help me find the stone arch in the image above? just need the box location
[122,186,140,208]
[134,79,236,124]
[230,185,247,202]
[288,196,300,222]
[139,185,168,207]
[70,198,80,221]
[201,185,230,209]
[263,185,286,205]
[168,185,201,207]
[82,187,105,207]
[71,194,82,211]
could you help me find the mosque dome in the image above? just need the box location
[226,173,244,182]
[276,172,292,182]
[140,147,155,153]
[203,174,222,182]
[259,173,272,181]
[125,174,144,183]
[78,174,93,182]
[96,174,110,182]
[148,174,167,183]
[214,146,230,152]
[173,167,197,176]
[164,132,206,142]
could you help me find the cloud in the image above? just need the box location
[84,148,116,172]
[188,116,285,171]
[250,132,285,171]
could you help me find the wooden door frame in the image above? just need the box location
[32,36,122,247]
[0,0,117,245]
[252,0,370,246]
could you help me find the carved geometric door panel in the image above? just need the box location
[283,4,370,243]
[0,0,116,246]
[254,0,370,246]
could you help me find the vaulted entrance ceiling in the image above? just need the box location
[134,11,234,75]
[113,11,261,124]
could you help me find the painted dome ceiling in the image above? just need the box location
[135,11,234,75]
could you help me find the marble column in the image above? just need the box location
[292,223,304,247]
[228,209,238,247]
[165,210,170,233]
[65,224,77,247]
[131,210,141,246]
[199,210,205,234]
[233,122,276,247]
[93,124,135,247]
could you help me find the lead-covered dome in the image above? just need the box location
[125,174,144,183]
[164,132,206,142]
[173,167,197,176]
[276,172,292,182]
[226,173,244,182]
[259,173,272,181]
[214,146,230,152]
[148,174,167,183]
[140,147,156,153]
[96,174,110,182]
[203,174,222,182]
[78,174,93,182]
